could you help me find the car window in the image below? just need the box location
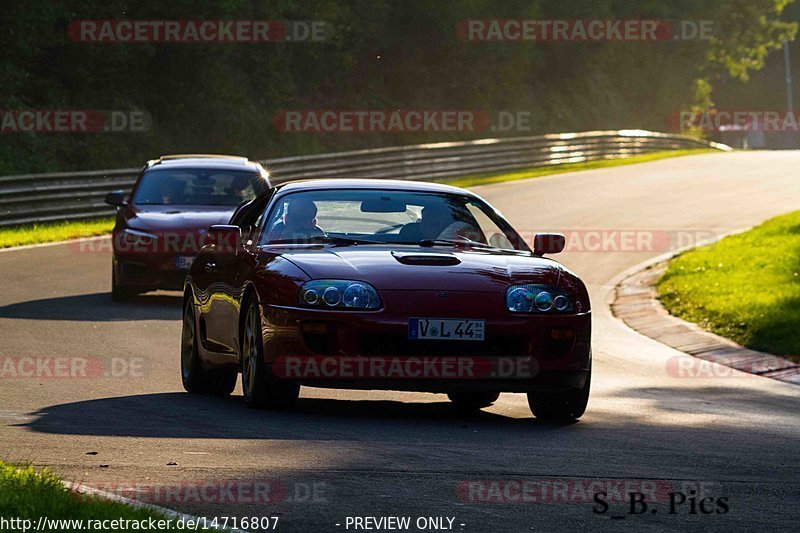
[132,168,264,206]
[258,189,527,250]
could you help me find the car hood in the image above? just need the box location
[126,205,235,233]
[266,245,564,292]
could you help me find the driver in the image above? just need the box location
[267,198,326,242]
[158,177,186,204]
[400,204,481,242]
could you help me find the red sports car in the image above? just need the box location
[105,155,270,300]
[181,179,591,419]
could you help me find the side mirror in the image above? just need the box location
[208,225,242,256]
[533,233,566,255]
[104,190,127,207]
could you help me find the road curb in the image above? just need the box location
[63,480,246,532]
[0,234,109,253]
[612,262,800,385]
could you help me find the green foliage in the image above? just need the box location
[658,210,800,361]
[0,462,189,531]
[0,0,794,174]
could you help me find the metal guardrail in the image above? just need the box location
[0,130,730,227]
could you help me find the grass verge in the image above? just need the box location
[0,218,114,249]
[442,149,717,188]
[657,210,800,363]
[0,461,194,531]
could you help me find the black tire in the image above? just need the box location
[181,299,207,393]
[181,299,238,396]
[527,363,591,420]
[447,392,500,411]
[205,367,238,396]
[111,267,137,301]
[240,297,299,409]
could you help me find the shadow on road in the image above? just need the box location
[0,292,182,321]
[21,383,800,447]
[21,392,576,441]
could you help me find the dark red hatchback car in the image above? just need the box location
[181,179,591,419]
[105,155,270,300]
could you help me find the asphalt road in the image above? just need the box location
[1,151,799,532]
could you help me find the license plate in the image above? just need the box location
[408,318,485,341]
[175,256,194,269]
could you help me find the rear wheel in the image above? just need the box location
[527,363,591,420]
[181,299,237,396]
[241,298,299,409]
[181,299,207,393]
[447,392,500,411]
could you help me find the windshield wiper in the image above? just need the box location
[268,235,384,246]
[418,238,494,249]
[417,238,529,255]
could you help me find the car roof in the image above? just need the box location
[146,154,265,173]
[273,178,476,197]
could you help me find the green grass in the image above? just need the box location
[0,218,114,249]
[0,462,193,532]
[657,210,800,362]
[442,149,717,188]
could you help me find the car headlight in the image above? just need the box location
[506,284,574,313]
[299,280,381,310]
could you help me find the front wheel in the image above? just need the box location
[447,392,500,411]
[527,363,591,420]
[111,267,137,301]
[240,298,299,409]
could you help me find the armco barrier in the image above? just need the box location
[0,130,730,227]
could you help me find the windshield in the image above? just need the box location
[132,168,264,206]
[259,189,528,251]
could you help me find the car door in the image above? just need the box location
[208,190,275,354]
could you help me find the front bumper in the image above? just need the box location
[259,301,591,393]
[114,254,191,291]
